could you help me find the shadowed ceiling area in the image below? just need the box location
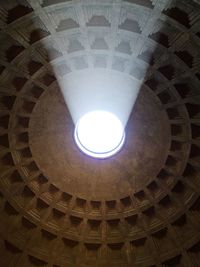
[0,0,200,266]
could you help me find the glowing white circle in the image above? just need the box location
[74,111,125,158]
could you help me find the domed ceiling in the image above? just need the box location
[0,0,200,266]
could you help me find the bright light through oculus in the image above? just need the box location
[74,111,125,158]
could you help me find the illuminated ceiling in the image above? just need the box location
[0,0,200,266]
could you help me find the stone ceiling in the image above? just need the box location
[0,0,200,266]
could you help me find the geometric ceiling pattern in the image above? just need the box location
[0,0,200,266]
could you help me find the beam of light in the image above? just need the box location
[74,110,125,158]
[58,69,141,158]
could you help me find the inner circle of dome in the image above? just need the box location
[74,110,125,158]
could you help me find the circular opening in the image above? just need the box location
[74,110,125,158]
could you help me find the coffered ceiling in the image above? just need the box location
[0,0,200,266]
